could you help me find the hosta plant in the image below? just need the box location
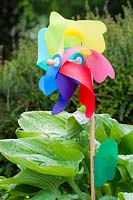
[0,108,132,200]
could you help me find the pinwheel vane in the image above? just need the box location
[37,12,115,200]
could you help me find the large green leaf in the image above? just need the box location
[73,130,90,150]
[118,124,133,135]
[71,110,89,125]
[95,114,113,136]
[119,132,133,154]
[18,111,68,137]
[58,194,79,199]
[2,191,27,200]
[0,169,65,199]
[118,155,133,180]
[16,128,47,138]
[109,121,125,144]
[71,112,111,143]
[118,192,133,200]
[30,190,57,200]
[0,168,65,190]
[66,116,83,139]
[117,164,130,182]
[0,176,10,196]
[30,191,79,200]
[99,196,117,200]
[17,111,84,140]
[0,137,84,177]
[126,157,133,180]
[95,115,108,143]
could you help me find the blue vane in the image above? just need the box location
[39,54,62,96]
[37,28,49,71]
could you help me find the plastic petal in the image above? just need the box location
[38,67,58,96]
[86,50,115,83]
[45,12,107,56]
[78,83,95,118]
[63,46,85,64]
[38,54,62,96]
[52,94,67,115]
[52,73,78,115]
[94,139,118,187]
[38,75,45,93]
[59,61,95,118]
[37,28,49,71]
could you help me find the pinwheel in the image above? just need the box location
[37,12,116,200]
[37,12,115,118]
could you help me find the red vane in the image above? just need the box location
[78,83,95,118]
[59,61,95,117]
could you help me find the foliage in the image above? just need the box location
[86,0,132,16]
[1,0,132,61]
[0,27,54,139]
[0,0,86,61]
[0,109,132,199]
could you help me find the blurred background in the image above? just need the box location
[0,0,133,176]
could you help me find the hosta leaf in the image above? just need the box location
[0,168,65,190]
[0,176,10,194]
[11,184,40,195]
[0,137,84,177]
[58,194,79,199]
[31,191,79,200]
[94,139,118,187]
[16,128,47,138]
[117,164,130,182]
[99,184,112,196]
[17,111,84,140]
[72,130,90,150]
[118,155,133,180]
[95,115,108,142]
[118,124,133,135]
[119,132,133,154]
[99,196,117,200]
[30,190,57,200]
[95,114,113,136]
[109,121,125,144]
[118,192,133,200]
[72,113,111,143]
[18,111,67,137]
[2,191,27,200]
[66,116,83,139]
[72,110,89,125]
[126,158,133,180]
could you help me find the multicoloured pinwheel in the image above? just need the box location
[37,12,115,118]
[37,12,118,198]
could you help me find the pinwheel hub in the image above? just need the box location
[46,52,84,67]
[46,54,62,68]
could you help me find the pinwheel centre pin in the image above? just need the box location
[37,12,117,200]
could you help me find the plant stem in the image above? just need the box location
[68,178,90,200]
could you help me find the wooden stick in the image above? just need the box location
[90,113,95,200]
